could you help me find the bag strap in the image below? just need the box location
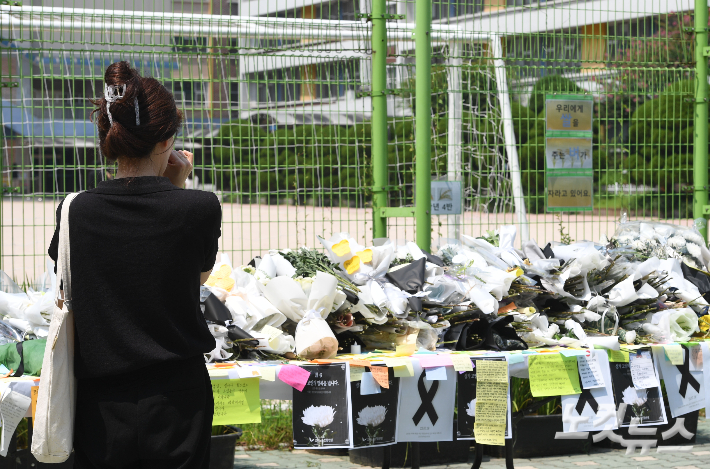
[55,193,81,310]
[11,342,24,377]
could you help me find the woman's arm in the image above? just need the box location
[200,270,212,285]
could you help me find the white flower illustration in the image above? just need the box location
[622,386,647,407]
[466,399,477,417]
[301,405,336,428]
[356,406,387,427]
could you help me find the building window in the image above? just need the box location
[172,36,208,54]
[432,0,483,21]
[507,33,582,79]
[506,0,549,6]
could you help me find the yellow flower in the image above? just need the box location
[699,315,710,332]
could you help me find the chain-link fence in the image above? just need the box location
[1,0,707,280]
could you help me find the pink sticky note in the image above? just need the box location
[278,365,311,392]
[418,355,453,368]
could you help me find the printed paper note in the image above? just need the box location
[663,344,684,365]
[689,345,703,372]
[629,350,659,389]
[577,354,605,389]
[278,365,311,392]
[450,355,474,372]
[211,378,261,425]
[528,354,581,397]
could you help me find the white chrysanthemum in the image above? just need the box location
[664,245,680,259]
[681,230,705,246]
[686,242,702,260]
[622,386,648,407]
[616,235,636,245]
[667,236,686,249]
[466,399,477,417]
[301,405,336,428]
[295,276,315,296]
[630,240,648,251]
[541,323,560,339]
[683,257,699,269]
[356,406,387,427]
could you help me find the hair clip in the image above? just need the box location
[103,83,140,126]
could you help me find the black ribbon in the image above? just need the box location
[677,345,701,398]
[575,387,599,415]
[412,371,439,426]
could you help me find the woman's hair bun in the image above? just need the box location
[90,61,184,162]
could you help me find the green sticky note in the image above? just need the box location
[528,354,581,397]
[211,378,261,425]
[608,350,629,363]
[663,344,684,365]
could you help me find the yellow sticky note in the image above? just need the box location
[608,350,629,363]
[664,344,684,365]
[476,360,508,383]
[528,354,581,397]
[350,365,364,382]
[474,423,505,446]
[332,239,351,257]
[393,365,413,378]
[344,256,361,274]
[211,378,261,425]
[450,354,474,372]
[395,344,416,357]
[356,249,373,263]
[208,369,229,378]
[382,358,406,368]
[259,367,276,382]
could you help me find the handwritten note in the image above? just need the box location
[577,354,605,389]
[350,365,364,382]
[474,360,508,446]
[663,344,684,365]
[629,350,659,389]
[0,390,31,456]
[370,366,390,388]
[278,365,311,392]
[211,378,261,425]
[473,423,505,445]
[451,355,474,372]
[528,354,581,397]
[608,350,630,363]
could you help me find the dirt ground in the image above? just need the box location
[1,198,693,282]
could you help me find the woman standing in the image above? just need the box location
[48,61,221,468]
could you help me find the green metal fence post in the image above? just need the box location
[694,0,709,242]
[371,0,388,240]
[415,0,432,251]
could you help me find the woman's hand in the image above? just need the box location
[162,150,193,188]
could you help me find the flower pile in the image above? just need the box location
[0,220,708,360]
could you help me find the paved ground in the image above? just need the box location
[234,418,710,469]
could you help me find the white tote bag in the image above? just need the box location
[31,192,80,463]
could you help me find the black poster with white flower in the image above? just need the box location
[609,361,667,427]
[292,364,353,449]
[456,357,512,440]
[350,366,399,447]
